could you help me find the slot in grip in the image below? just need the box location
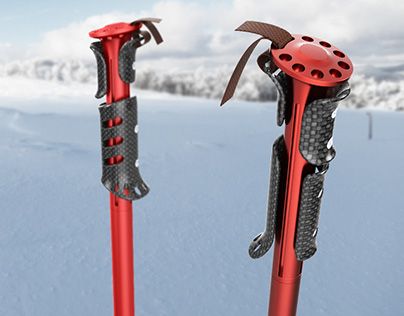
[99,96,149,200]
[249,136,286,259]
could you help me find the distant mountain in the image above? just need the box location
[0,59,403,111]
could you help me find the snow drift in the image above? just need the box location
[0,97,403,316]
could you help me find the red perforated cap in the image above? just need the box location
[271,34,353,87]
[89,22,141,39]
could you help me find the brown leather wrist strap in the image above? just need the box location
[131,18,164,45]
[132,30,152,48]
[221,21,293,106]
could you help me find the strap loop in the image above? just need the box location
[236,21,293,49]
[221,21,293,106]
[131,18,163,45]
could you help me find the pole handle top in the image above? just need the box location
[89,22,141,39]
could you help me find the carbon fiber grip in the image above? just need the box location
[262,61,291,126]
[249,136,286,259]
[118,32,150,84]
[90,42,107,99]
[295,172,325,261]
[300,82,350,165]
[119,37,138,84]
[119,34,143,83]
[99,96,149,200]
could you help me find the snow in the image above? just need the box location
[1,59,404,110]
[0,94,403,316]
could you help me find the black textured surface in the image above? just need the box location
[300,82,350,165]
[99,96,149,200]
[118,35,142,84]
[249,136,286,259]
[295,171,325,261]
[263,61,291,126]
[90,42,107,99]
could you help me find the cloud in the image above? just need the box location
[34,12,136,60]
[13,0,404,69]
[0,42,18,62]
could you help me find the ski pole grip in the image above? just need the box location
[99,97,149,200]
[221,21,354,263]
[90,19,163,200]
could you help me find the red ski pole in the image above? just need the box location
[221,21,353,316]
[89,18,163,316]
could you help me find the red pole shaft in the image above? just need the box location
[268,80,313,316]
[110,193,135,316]
[102,34,136,316]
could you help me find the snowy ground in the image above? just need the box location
[0,91,403,316]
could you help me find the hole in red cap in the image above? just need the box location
[279,54,292,61]
[320,41,331,48]
[302,36,314,42]
[329,69,342,78]
[338,61,350,70]
[292,63,305,72]
[311,69,324,79]
[333,50,345,58]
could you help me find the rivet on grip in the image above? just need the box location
[249,136,286,259]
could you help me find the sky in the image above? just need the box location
[0,0,163,42]
[0,0,403,69]
[0,0,220,44]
